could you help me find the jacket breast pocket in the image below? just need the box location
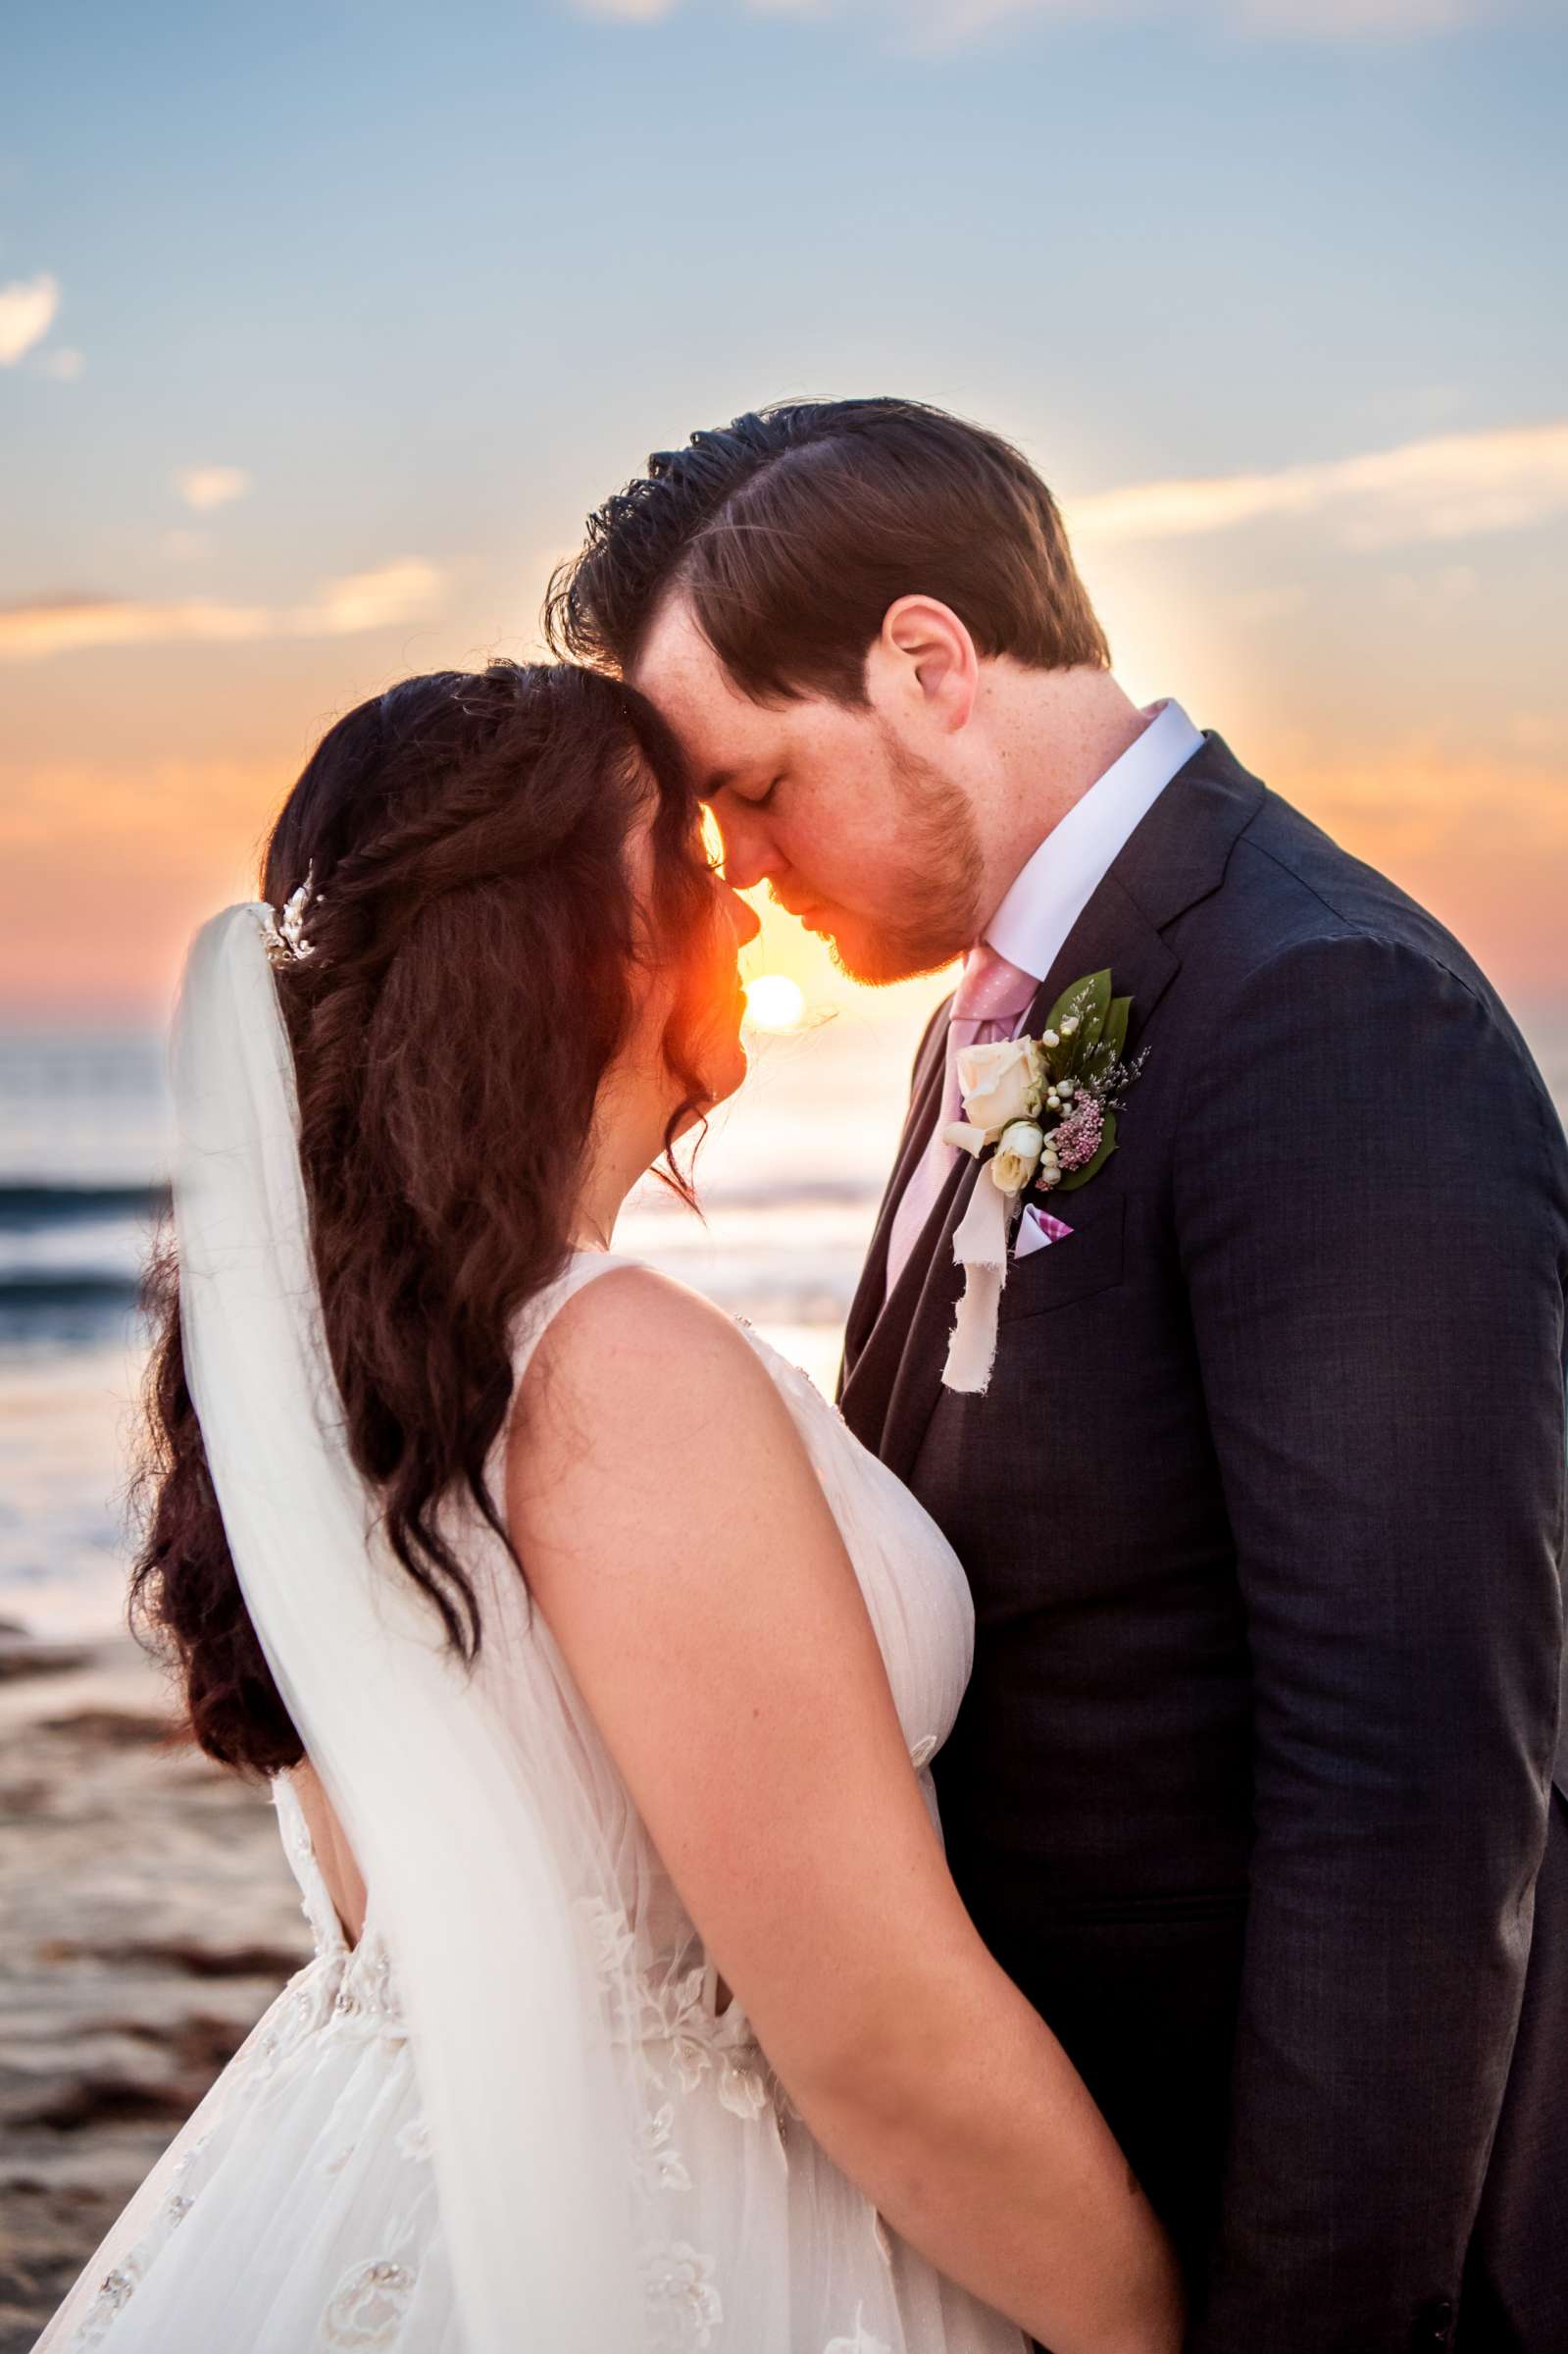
[996,1194,1126,1324]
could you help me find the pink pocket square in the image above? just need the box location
[1015,1203,1074,1260]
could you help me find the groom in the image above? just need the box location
[550,398,1568,2350]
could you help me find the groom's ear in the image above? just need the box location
[869,595,979,737]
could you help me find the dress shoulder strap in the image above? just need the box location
[510,1249,641,1386]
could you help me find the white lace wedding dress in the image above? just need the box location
[36,1257,1028,2354]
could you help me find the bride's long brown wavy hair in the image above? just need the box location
[132,661,714,1777]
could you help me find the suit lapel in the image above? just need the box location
[868,885,1178,1483]
[840,994,952,1381]
[840,1095,972,1447]
[852,735,1266,1483]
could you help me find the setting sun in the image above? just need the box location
[743,973,807,1032]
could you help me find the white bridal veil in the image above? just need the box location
[168,904,650,2347]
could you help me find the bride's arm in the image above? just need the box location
[508,1267,1183,2354]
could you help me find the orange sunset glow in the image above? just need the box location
[3,5,1564,1041]
[4,555,1564,1027]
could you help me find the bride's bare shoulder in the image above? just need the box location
[531,1260,754,1381]
[512,1262,783,1470]
[505,1260,827,1604]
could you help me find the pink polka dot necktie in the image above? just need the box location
[883,943,1038,1299]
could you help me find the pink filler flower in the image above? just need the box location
[1049,1095,1105,1174]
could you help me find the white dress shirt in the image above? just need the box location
[882,697,1204,1297]
[984,697,1204,1017]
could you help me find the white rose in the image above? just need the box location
[955,1037,1043,1135]
[990,1118,1044,1195]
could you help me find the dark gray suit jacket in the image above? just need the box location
[840,736,1568,2354]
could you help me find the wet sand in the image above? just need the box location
[0,1630,308,2353]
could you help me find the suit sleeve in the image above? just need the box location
[1177,932,1568,2351]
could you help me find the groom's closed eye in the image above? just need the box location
[701,768,783,810]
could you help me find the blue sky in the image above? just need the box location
[3,0,1565,1013]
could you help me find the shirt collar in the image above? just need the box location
[985,697,1204,983]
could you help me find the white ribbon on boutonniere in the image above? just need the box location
[939,967,1145,1395]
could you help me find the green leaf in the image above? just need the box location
[1052,1106,1117,1195]
[1101,994,1131,1068]
[1072,992,1130,1090]
[1042,969,1111,1076]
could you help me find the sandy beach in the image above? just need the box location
[0,1628,308,2353]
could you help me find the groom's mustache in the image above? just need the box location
[767,881,830,925]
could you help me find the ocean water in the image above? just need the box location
[0,1001,939,1638]
[5,996,1566,1641]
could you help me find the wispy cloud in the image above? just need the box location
[889,0,1061,39]
[1042,0,1493,29]
[1069,420,1568,550]
[0,560,446,663]
[1231,0,1475,29]
[564,0,1504,38]
[35,344,85,381]
[175,464,251,512]
[0,595,268,660]
[297,559,446,636]
[0,273,60,367]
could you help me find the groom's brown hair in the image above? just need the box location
[545,397,1110,706]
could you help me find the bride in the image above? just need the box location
[34,660,1182,2354]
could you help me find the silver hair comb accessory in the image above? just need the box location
[258,872,320,967]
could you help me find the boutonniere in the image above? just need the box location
[941,968,1147,1396]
